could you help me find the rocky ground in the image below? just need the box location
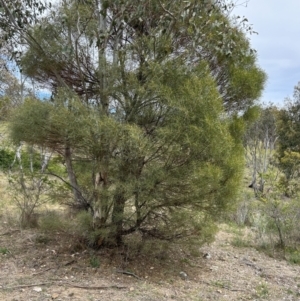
[0,222,299,301]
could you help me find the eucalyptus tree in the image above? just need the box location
[6,0,266,246]
[277,83,300,159]
[275,83,300,195]
[243,106,278,195]
[1,0,265,110]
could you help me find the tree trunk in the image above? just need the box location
[64,144,86,209]
[95,0,109,113]
[93,170,109,227]
[111,190,126,246]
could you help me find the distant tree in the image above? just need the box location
[276,83,300,195]
[243,105,279,195]
[277,83,300,158]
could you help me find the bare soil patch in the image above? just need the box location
[0,222,299,301]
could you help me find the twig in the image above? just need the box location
[158,1,175,19]
[116,269,142,280]
[64,259,76,266]
[61,283,127,290]
[0,229,20,236]
[1,281,127,290]
[2,282,53,289]
[31,268,53,276]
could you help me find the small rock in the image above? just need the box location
[179,271,188,280]
[51,293,59,299]
[129,287,135,291]
[33,286,42,292]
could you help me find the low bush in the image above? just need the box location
[0,149,14,170]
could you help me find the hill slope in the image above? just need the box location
[0,223,299,301]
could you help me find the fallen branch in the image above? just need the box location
[64,259,76,266]
[31,268,53,276]
[2,282,53,289]
[62,283,127,290]
[0,229,20,236]
[1,281,127,291]
[116,269,142,280]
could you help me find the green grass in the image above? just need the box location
[223,222,245,235]
[286,250,300,264]
[89,256,100,268]
[35,234,51,244]
[254,282,269,299]
[38,211,67,232]
[211,280,231,289]
[231,236,251,248]
[0,247,9,255]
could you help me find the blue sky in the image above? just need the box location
[233,0,300,106]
